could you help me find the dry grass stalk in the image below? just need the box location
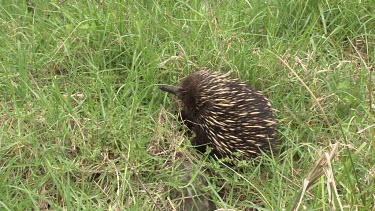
[291,143,339,211]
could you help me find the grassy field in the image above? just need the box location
[1,0,374,210]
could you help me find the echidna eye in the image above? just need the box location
[178,90,187,98]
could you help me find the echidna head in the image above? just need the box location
[159,73,204,112]
[158,84,197,111]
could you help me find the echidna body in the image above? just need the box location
[159,70,277,160]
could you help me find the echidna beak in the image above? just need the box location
[158,85,182,96]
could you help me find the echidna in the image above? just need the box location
[159,70,277,160]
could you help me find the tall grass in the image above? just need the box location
[0,0,374,210]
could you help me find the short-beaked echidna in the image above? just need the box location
[159,70,277,160]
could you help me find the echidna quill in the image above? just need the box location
[159,70,277,160]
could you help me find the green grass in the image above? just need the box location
[1,0,374,210]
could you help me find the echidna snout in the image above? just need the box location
[158,85,182,96]
[160,70,277,160]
